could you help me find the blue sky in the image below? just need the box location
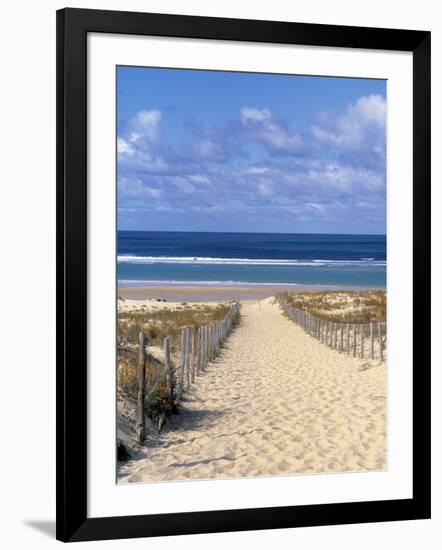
[117,67,386,234]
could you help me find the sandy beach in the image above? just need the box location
[118,284,304,302]
[118,297,386,483]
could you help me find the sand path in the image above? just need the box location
[118,299,386,483]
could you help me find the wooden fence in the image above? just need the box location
[278,299,386,364]
[135,301,240,443]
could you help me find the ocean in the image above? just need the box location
[117,231,386,289]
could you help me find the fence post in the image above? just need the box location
[177,328,186,400]
[164,336,173,401]
[198,327,203,373]
[205,325,210,364]
[211,323,215,359]
[207,325,212,363]
[136,331,146,445]
[340,324,344,351]
[212,323,216,356]
[186,328,192,389]
[370,323,374,359]
[194,328,199,377]
[378,322,384,361]
[360,325,364,358]
[201,326,205,369]
[206,325,211,362]
[352,325,356,357]
[191,328,196,383]
[198,327,203,374]
[213,322,216,349]
[202,326,207,370]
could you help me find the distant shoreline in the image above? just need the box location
[118,282,386,302]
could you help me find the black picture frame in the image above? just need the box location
[56,7,431,542]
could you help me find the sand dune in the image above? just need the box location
[117,298,386,483]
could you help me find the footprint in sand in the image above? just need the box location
[118,300,387,484]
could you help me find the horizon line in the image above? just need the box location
[117,229,386,236]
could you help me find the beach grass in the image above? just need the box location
[118,301,235,348]
[277,289,386,323]
[117,300,239,442]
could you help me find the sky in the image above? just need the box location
[117,66,386,234]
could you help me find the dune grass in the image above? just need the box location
[118,302,234,349]
[117,302,239,435]
[278,290,386,324]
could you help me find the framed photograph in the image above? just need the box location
[56,8,431,542]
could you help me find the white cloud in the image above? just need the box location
[240,106,272,123]
[311,94,386,153]
[188,175,211,184]
[117,137,134,156]
[171,177,196,194]
[118,177,163,201]
[292,161,384,194]
[128,110,162,143]
[117,95,386,232]
[118,109,181,175]
[191,138,225,161]
[243,166,270,175]
[257,180,274,196]
[240,106,303,155]
[349,94,386,128]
